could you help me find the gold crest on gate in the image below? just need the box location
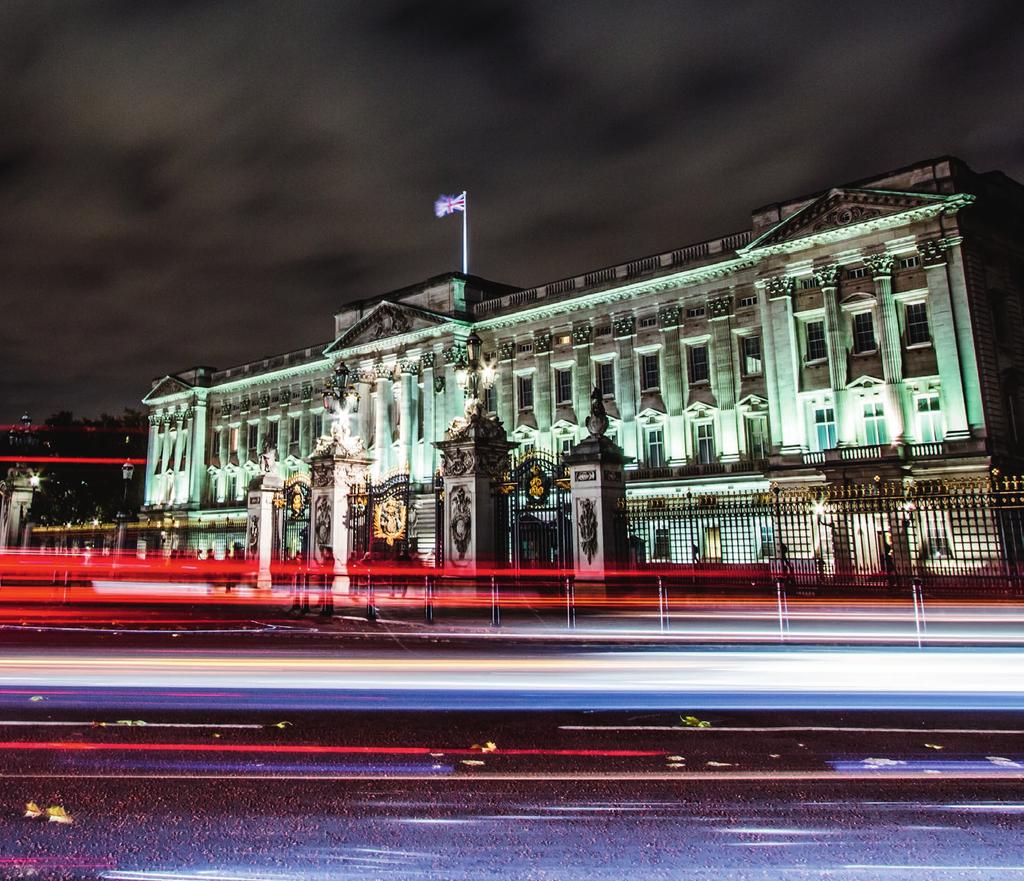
[372,496,407,546]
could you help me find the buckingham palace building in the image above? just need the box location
[139,156,1024,564]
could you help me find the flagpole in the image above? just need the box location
[461,190,468,275]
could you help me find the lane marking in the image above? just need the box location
[560,725,1024,734]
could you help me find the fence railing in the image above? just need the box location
[620,476,1024,595]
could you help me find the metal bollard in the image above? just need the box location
[424,575,435,624]
[911,577,926,649]
[657,575,669,632]
[776,579,789,643]
[565,575,576,630]
[366,574,377,622]
[490,575,501,628]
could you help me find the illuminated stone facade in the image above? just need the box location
[142,157,1024,532]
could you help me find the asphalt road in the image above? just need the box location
[2,631,1024,879]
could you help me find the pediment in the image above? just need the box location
[847,374,885,389]
[325,300,449,353]
[143,374,193,403]
[747,188,949,251]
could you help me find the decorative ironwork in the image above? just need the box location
[495,450,573,569]
[349,471,411,560]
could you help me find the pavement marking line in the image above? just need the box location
[560,725,1024,734]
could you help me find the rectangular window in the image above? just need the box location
[741,336,762,376]
[638,315,658,329]
[906,301,930,346]
[899,255,920,270]
[640,353,660,390]
[559,436,573,458]
[863,401,888,446]
[689,345,710,383]
[516,342,533,354]
[266,420,279,450]
[247,423,259,453]
[799,277,817,290]
[654,528,671,560]
[597,361,615,397]
[555,369,573,404]
[289,417,300,445]
[758,524,775,559]
[594,324,612,337]
[847,266,869,280]
[695,422,716,464]
[805,321,827,361]
[852,311,876,353]
[229,426,239,452]
[313,413,323,439]
[814,405,837,451]
[686,306,706,318]
[738,294,758,308]
[917,393,943,443]
[556,333,572,346]
[483,385,497,414]
[517,375,534,409]
[745,416,769,460]
[646,427,666,467]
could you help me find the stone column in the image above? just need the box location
[565,403,629,592]
[171,413,186,503]
[418,353,435,479]
[442,343,465,428]
[398,360,416,474]
[866,252,908,443]
[144,416,159,505]
[943,238,984,430]
[188,397,208,506]
[0,470,36,550]
[355,376,372,448]
[246,468,283,591]
[309,449,372,588]
[708,294,739,461]
[657,306,685,463]
[920,239,970,439]
[756,283,782,451]
[534,331,553,448]
[496,341,515,431]
[571,334,592,429]
[764,276,803,453]
[436,411,513,571]
[611,317,638,460]
[815,264,856,446]
[372,364,392,477]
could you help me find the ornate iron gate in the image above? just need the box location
[497,451,572,569]
[349,471,411,561]
[275,473,311,561]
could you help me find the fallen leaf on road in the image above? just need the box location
[681,715,711,728]
[271,721,292,730]
[28,696,45,702]
[769,754,780,759]
[460,759,486,766]
[24,802,43,819]
[666,755,685,762]
[923,743,944,750]
[45,806,72,825]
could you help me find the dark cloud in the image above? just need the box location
[0,0,1022,420]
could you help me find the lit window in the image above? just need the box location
[695,422,716,464]
[555,369,573,404]
[741,336,762,376]
[556,333,572,346]
[852,312,876,354]
[805,321,827,361]
[906,302,930,346]
[517,375,534,409]
[483,385,497,413]
[916,393,943,443]
[745,415,769,460]
[813,406,837,451]
[863,401,888,446]
[641,353,660,390]
[597,361,615,397]
[229,426,239,451]
[688,345,710,383]
[646,427,666,467]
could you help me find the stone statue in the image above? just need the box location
[259,444,279,476]
[585,385,609,438]
[314,390,366,458]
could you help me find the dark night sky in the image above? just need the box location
[1,0,1022,421]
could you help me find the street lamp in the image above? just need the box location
[121,460,135,517]
[465,332,482,402]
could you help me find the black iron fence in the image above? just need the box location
[621,475,1024,595]
[26,518,249,560]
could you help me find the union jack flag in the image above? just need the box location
[434,192,466,217]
